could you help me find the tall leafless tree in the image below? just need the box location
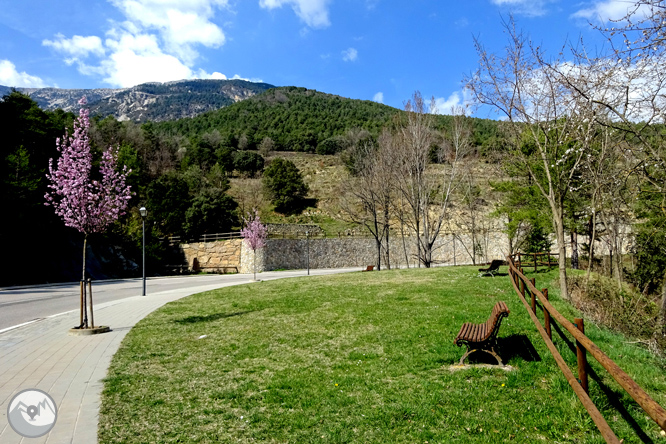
[391,93,469,267]
[466,18,602,301]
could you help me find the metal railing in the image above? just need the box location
[167,231,375,244]
[168,232,242,244]
[507,253,666,443]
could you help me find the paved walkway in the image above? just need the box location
[0,268,356,444]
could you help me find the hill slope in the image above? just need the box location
[156,86,403,151]
[0,79,275,122]
[155,87,504,153]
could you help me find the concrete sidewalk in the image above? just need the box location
[0,268,357,444]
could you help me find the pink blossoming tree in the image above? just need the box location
[240,209,267,280]
[45,97,132,325]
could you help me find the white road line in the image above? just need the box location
[0,318,45,334]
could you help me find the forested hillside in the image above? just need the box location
[156,86,503,153]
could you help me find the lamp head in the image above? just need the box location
[139,207,147,218]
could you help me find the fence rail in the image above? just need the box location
[507,253,666,443]
[513,252,559,271]
[167,232,242,244]
[167,231,375,244]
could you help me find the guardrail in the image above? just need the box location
[507,253,666,443]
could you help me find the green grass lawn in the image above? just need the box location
[98,266,666,443]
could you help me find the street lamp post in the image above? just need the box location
[139,207,147,296]
[306,231,310,276]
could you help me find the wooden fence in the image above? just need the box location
[507,253,666,443]
[513,251,558,271]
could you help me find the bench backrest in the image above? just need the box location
[484,301,510,340]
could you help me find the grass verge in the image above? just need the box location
[99,266,666,443]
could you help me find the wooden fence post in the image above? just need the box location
[575,318,589,394]
[534,252,538,272]
[543,288,551,340]
[520,278,525,297]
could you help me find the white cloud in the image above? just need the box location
[571,0,651,23]
[259,0,331,28]
[203,71,228,80]
[43,0,242,88]
[43,34,105,63]
[373,92,383,103]
[433,90,473,115]
[109,0,227,63]
[454,17,469,28]
[490,0,551,17]
[342,47,358,62]
[0,60,47,88]
[100,31,195,86]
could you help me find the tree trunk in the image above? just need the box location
[554,213,570,301]
[82,234,87,281]
[586,212,596,287]
[612,228,623,290]
[401,218,410,268]
[384,206,391,270]
[657,272,666,339]
[415,220,421,268]
[571,231,579,270]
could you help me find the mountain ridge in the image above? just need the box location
[0,79,275,122]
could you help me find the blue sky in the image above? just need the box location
[0,0,637,117]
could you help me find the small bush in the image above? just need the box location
[568,274,660,344]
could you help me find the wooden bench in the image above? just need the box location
[362,265,374,272]
[454,301,510,365]
[478,259,503,277]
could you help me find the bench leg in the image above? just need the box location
[458,348,504,366]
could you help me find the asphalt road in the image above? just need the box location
[0,268,358,332]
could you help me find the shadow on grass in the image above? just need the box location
[500,334,542,363]
[174,311,255,325]
[551,321,655,444]
[478,272,510,278]
[458,334,542,365]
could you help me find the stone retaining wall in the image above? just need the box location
[176,225,633,275]
[177,230,512,274]
[180,239,242,272]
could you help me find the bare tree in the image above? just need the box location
[392,93,469,267]
[466,18,600,301]
[340,134,394,270]
[259,136,275,158]
[230,178,267,216]
[584,1,666,335]
[453,158,486,265]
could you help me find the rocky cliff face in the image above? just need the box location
[0,79,275,122]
